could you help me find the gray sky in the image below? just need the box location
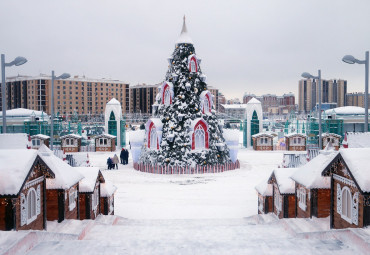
[1,0,370,100]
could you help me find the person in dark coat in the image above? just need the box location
[120,148,125,164]
[107,157,113,170]
[125,149,129,165]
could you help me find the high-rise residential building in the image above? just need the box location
[218,92,226,106]
[243,92,295,114]
[346,92,370,108]
[0,74,129,116]
[129,83,159,115]
[299,78,347,113]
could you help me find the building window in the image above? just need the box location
[32,139,41,147]
[99,138,108,146]
[341,187,352,222]
[69,188,77,211]
[149,127,157,149]
[194,125,205,149]
[297,187,306,211]
[27,188,37,224]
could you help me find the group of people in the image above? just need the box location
[120,148,129,165]
[106,148,129,170]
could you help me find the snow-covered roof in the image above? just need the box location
[95,134,116,139]
[321,133,341,138]
[60,134,82,139]
[100,182,117,197]
[38,145,83,190]
[0,149,38,196]
[269,168,298,194]
[0,108,47,118]
[344,132,370,148]
[285,133,307,138]
[291,151,337,189]
[252,133,274,138]
[324,106,369,116]
[0,133,29,149]
[175,16,193,45]
[145,118,163,132]
[247,98,261,104]
[107,98,121,106]
[75,167,104,193]
[340,148,370,193]
[220,104,248,109]
[255,178,273,196]
[31,134,50,140]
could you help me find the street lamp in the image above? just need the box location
[342,51,369,132]
[1,54,28,133]
[301,70,322,149]
[50,71,70,150]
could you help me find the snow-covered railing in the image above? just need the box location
[133,160,240,174]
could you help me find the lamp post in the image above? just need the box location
[50,71,70,150]
[1,54,28,133]
[342,51,369,132]
[302,70,322,149]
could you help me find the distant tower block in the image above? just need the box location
[105,98,123,147]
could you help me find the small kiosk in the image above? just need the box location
[31,134,50,149]
[60,134,82,153]
[95,134,116,152]
[252,133,274,151]
[321,133,341,150]
[285,133,307,151]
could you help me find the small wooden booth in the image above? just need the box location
[321,133,341,150]
[291,151,338,219]
[0,150,55,231]
[255,178,273,214]
[95,134,116,152]
[252,133,274,151]
[322,148,370,229]
[31,134,50,149]
[38,145,83,223]
[60,134,82,153]
[100,182,117,216]
[76,167,105,220]
[268,168,298,219]
[285,133,307,151]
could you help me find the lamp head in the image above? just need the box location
[58,73,70,79]
[13,56,27,66]
[301,72,313,79]
[342,55,357,64]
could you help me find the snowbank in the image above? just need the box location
[0,133,29,149]
[130,130,145,163]
[223,129,239,162]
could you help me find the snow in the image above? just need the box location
[100,182,117,197]
[220,103,248,109]
[339,148,370,192]
[130,130,145,163]
[284,132,307,138]
[324,106,368,115]
[75,167,102,193]
[252,132,274,138]
[31,134,50,140]
[246,97,261,104]
[291,151,337,189]
[175,17,193,45]
[60,134,82,139]
[271,168,298,194]
[255,177,272,196]
[0,133,29,149]
[0,108,47,118]
[222,129,239,142]
[106,98,121,105]
[345,132,370,148]
[94,133,116,139]
[0,149,37,195]
[38,145,83,189]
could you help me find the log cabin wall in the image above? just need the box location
[287,195,296,218]
[317,189,331,218]
[46,189,63,222]
[265,196,273,213]
[0,198,8,230]
[79,194,87,220]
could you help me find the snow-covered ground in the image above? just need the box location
[1,148,369,254]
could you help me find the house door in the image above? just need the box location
[5,199,15,230]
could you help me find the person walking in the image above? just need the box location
[107,157,113,170]
[120,148,125,164]
[113,154,119,169]
[125,149,129,165]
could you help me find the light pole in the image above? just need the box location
[342,51,369,132]
[1,54,27,133]
[302,70,322,149]
[50,71,70,150]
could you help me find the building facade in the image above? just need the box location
[243,93,295,115]
[0,75,130,116]
[346,92,370,108]
[129,83,159,115]
[299,78,347,113]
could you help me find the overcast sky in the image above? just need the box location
[1,0,370,100]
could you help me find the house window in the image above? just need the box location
[298,187,306,211]
[66,138,74,146]
[100,138,108,146]
[164,88,171,106]
[32,139,41,147]
[27,188,37,224]
[341,187,352,222]
[150,127,157,149]
[69,188,77,211]
[274,186,282,214]
[194,125,205,149]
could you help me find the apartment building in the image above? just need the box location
[346,92,370,108]
[129,83,159,115]
[0,75,129,116]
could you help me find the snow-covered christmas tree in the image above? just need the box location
[138,17,234,169]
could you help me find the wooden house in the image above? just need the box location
[322,148,370,229]
[255,178,273,214]
[38,145,83,223]
[321,133,341,150]
[252,133,274,151]
[95,134,116,152]
[268,168,298,219]
[31,134,50,149]
[60,134,82,153]
[76,167,105,220]
[100,182,117,216]
[285,133,307,151]
[291,151,338,219]
[0,149,55,231]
